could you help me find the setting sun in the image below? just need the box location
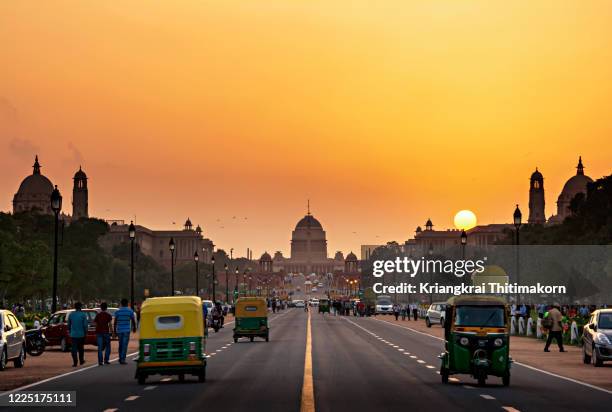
[454,210,477,230]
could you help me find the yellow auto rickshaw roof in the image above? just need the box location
[446,295,507,306]
[235,297,268,317]
[141,296,202,314]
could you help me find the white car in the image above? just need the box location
[425,302,447,327]
[312,287,318,292]
[375,296,393,315]
[310,298,319,307]
[294,300,305,308]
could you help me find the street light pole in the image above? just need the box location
[224,264,229,304]
[234,268,239,303]
[211,255,216,302]
[460,229,467,260]
[194,251,199,297]
[169,238,175,296]
[513,205,522,305]
[129,221,136,309]
[50,185,62,313]
[428,243,434,304]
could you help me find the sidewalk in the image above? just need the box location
[376,316,612,391]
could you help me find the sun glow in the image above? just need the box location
[454,210,477,230]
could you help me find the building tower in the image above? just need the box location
[528,168,545,224]
[72,166,88,220]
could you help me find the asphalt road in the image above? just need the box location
[1,309,611,412]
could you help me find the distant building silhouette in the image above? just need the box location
[72,166,89,220]
[528,168,545,224]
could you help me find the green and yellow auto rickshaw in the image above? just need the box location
[233,297,269,342]
[136,296,206,384]
[318,298,330,315]
[439,295,512,386]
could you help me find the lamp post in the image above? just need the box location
[234,268,239,303]
[249,276,253,296]
[242,272,247,296]
[50,185,62,313]
[428,243,434,304]
[169,238,175,296]
[129,221,136,309]
[513,205,522,305]
[211,255,216,302]
[224,264,229,304]
[460,229,467,260]
[194,251,199,297]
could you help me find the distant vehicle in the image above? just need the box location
[318,283,324,287]
[375,296,393,315]
[582,309,612,367]
[202,300,214,320]
[43,309,98,351]
[296,286,301,292]
[294,300,305,308]
[0,309,26,370]
[310,298,320,307]
[312,287,318,293]
[426,302,447,327]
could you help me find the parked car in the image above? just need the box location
[582,309,612,367]
[425,302,447,327]
[375,296,393,315]
[0,309,26,370]
[42,309,98,351]
[294,300,305,308]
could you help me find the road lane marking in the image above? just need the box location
[449,378,460,382]
[125,395,140,401]
[426,365,435,369]
[0,351,139,397]
[410,355,417,359]
[463,385,475,389]
[502,407,520,412]
[103,409,118,412]
[161,378,172,382]
[480,394,495,400]
[300,310,315,412]
[144,386,157,391]
[417,360,426,364]
[398,349,404,351]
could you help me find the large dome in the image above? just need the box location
[560,174,593,199]
[17,173,54,195]
[295,215,323,230]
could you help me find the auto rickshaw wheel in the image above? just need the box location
[250,336,254,342]
[440,367,449,384]
[137,373,146,385]
[198,368,206,383]
[476,372,486,386]
[179,373,185,382]
[234,337,238,343]
[502,373,510,386]
[265,334,269,342]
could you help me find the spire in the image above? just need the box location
[576,156,584,175]
[307,199,310,215]
[33,155,41,175]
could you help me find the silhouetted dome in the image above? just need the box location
[73,166,87,180]
[346,251,358,262]
[295,215,323,230]
[17,174,54,195]
[260,251,272,262]
[560,174,593,197]
[185,218,192,227]
[416,226,422,233]
[530,168,543,180]
[195,225,202,233]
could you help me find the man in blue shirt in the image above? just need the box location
[67,302,89,367]
[114,299,137,365]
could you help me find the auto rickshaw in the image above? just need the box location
[233,297,269,342]
[135,296,207,384]
[318,298,330,315]
[439,295,511,386]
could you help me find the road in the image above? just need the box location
[1,309,611,412]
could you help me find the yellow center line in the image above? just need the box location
[301,310,315,412]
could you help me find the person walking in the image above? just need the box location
[411,303,418,321]
[67,302,88,367]
[114,299,137,365]
[94,302,113,366]
[393,304,400,321]
[544,304,565,352]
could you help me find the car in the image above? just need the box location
[0,309,26,370]
[43,309,98,351]
[375,296,393,315]
[312,287,318,292]
[310,298,319,307]
[294,300,305,308]
[425,302,447,327]
[318,283,324,287]
[582,309,612,367]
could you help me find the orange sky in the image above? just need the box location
[1,1,611,257]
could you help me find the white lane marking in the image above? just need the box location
[463,385,475,389]
[103,409,118,412]
[392,345,399,348]
[144,386,157,391]
[410,355,417,359]
[480,394,495,400]
[161,377,172,382]
[502,407,521,412]
[398,349,405,351]
[371,317,612,396]
[210,353,217,356]
[125,395,140,401]
[0,351,139,397]
[417,360,426,364]
[426,365,435,369]
[449,377,460,382]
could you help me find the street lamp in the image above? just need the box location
[211,255,216,302]
[129,221,136,309]
[460,229,467,259]
[513,205,522,304]
[234,268,239,303]
[194,251,199,297]
[50,185,62,313]
[169,238,175,296]
[224,263,229,304]
[428,243,434,304]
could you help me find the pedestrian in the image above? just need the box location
[114,298,137,365]
[412,303,418,321]
[544,304,565,353]
[94,302,113,366]
[393,304,400,321]
[67,302,88,367]
[401,304,407,321]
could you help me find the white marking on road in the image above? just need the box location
[449,378,460,382]
[463,385,475,389]
[161,378,172,382]
[410,355,417,359]
[502,407,521,412]
[480,394,495,400]
[398,349,404,351]
[125,395,140,401]
[0,351,139,397]
[417,360,426,364]
[426,365,435,369]
[103,409,118,412]
[210,353,216,356]
[144,386,157,391]
[392,345,399,348]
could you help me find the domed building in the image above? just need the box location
[548,157,593,224]
[290,213,327,262]
[13,156,54,214]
